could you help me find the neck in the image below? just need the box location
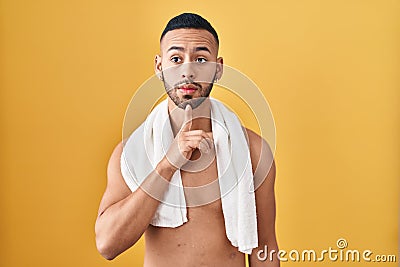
[168,97,212,136]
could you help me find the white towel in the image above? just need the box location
[120,97,258,254]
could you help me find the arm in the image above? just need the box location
[246,129,280,267]
[95,105,211,260]
[95,142,176,260]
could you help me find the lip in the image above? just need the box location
[178,88,197,94]
[177,84,198,94]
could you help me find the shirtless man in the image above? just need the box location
[95,13,279,267]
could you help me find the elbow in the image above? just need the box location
[96,235,118,261]
[95,221,119,261]
[94,218,142,260]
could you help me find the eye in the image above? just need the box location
[196,57,207,64]
[170,56,182,63]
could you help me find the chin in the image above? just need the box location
[177,96,208,109]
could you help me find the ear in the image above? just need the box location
[154,54,163,80]
[215,57,224,81]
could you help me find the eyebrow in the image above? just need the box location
[195,46,211,53]
[167,46,211,54]
[167,46,184,52]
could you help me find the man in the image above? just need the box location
[95,13,279,267]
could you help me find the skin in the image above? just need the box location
[95,28,279,266]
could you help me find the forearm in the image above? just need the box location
[95,158,176,260]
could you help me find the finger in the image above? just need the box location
[184,136,203,141]
[186,134,211,147]
[204,136,213,149]
[199,139,210,154]
[205,132,213,141]
[185,130,212,140]
[185,137,212,152]
[184,131,213,149]
[186,140,201,150]
[186,136,211,151]
[181,104,192,132]
[184,130,204,136]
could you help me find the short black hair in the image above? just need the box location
[160,13,219,45]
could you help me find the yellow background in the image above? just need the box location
[0,0,398,266]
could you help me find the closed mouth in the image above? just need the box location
[177,83,199,94]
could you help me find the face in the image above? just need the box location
[155,28,223,109]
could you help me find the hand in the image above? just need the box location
[164,105,213,170]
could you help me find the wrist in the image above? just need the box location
[156,157,178,180]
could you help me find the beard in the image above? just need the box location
[162,73,216,110]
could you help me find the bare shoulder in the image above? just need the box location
[244,129,279,264]
[107,141,123,174]
[244,127,276,191]
[97,140,132,217]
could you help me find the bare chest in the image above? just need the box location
[144,150,244,266]
[180,149,221,210]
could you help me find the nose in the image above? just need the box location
[180,62,195,80]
